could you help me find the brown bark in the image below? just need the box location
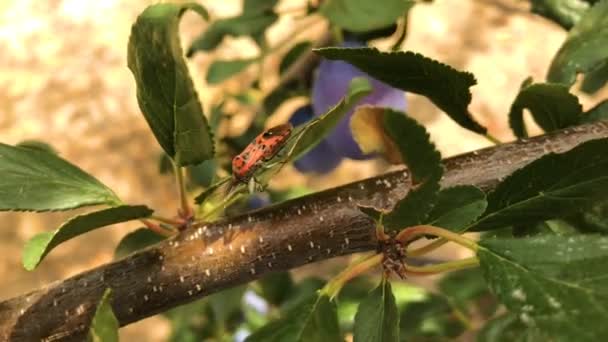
[1,120,607,341]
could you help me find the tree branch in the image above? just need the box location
[1,120,607,341]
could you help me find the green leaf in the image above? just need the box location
[187,12,278,55]
[114,227,165,260]
[262,81,305,115]
[530,0,590,29]
[477,313,546,342]
[581,59,608,94]
[547,0,608,86]
[208,285,246,324]
[246,293,341,342]
[127,3,214,167]
[253,78,372,187]
[478,235,608,340]
[257,272,294,306]
[315,47,486,134]
[16,140,57,154]
[289,77,372,160]
[399,294,466,340]
[439,268,497,317]
[508,82,582,138]
[279,41,312,75]
[565,199,608,234]
[379,109,443,231]
[188,159,217,188]
[583,99,608,123]
[159,153,174,175]
[194,176,230,204]
[320,0,415,32]
[89,288,119,342]
[280,277,325,313]
[473,138,608,231]
[0,143,119,212]
[243,0,278,14]
[206,58,257,84]
[353,280,399,342]
[164,299,213,342]
[23,205,153,270]
[426,185,487,232]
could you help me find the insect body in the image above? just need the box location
[231,123,293,185]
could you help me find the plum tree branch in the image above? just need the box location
[1,120,607,341]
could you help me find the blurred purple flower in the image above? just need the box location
[248,193,271,209]
[289,105,343,174]
[312,40,407,160]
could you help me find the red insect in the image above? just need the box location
[231,123,293,187]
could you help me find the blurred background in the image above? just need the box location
[0,0,602,340]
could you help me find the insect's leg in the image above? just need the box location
[247,177,256,194]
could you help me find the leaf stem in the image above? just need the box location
[403,257,479,275]
[149,215,185,226]
[396,225,478,252]
[141,219,175,237]
[200,191,243,221]
[322,253,384,299]
[407,238,448,257]
[485,133,502,145]
[390,13,408,51]
[173,162,192,219]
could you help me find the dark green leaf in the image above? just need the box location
[583,99,608,123]
[320,0,415,32]
[262,81,305,115]
[187,12,278,54]
[114,228,165,260]
[280,277,325,313]
[565,199,608,233]
[478,235,608,340]
[426,185,487,232]
[581,59,608,94]
[243,0,278,14]
[353,280,399,342]
[89,288,119,342]
[246,293,341,342]
[23,205,153,270]
[208,285,246,325]
[164,299,214,342]
[16,140,57,154]
[399,294,466,340]
[547,0,608,86]
[344,24,399,43]
[334,278,372,330]
[478,313,546,342]
[279,41,312,75]
[473,138,608,231]
[206,58,257,84]
[439,268,497,317]
[380,109,443,231]
[508,82,582,138]
[188,159,217,188]
[0,143,120,212]
[127,3,214,166]
[315,47,486,134]
[530,0,590,29]
[257,272,294,306]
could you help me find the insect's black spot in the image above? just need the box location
[262,131,274,138]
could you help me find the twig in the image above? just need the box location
[0,120,606,341]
